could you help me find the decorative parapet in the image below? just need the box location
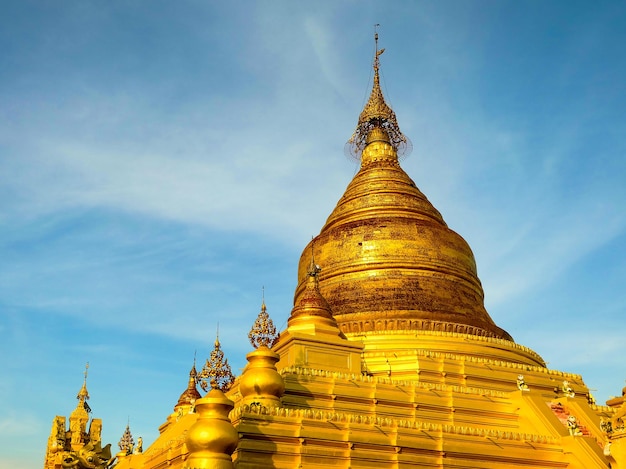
[141,432,187,464]
[279,365,509,399]
[348,329,547,366]
[231,402,560,446]
[356,335,586,383]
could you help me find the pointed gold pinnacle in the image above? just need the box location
[248,300,279,349]
[345,26,411,160]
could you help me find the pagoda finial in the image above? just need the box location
[197,328,235,392]
[76,362,90,408]
[345,26,412,160]
[374,23,383,74]
[176,357,202,411]
[308,237,321,281]
[241,295,285,407]
[118,422,134,456]
[288,239,339,331]
[248,292,280,349]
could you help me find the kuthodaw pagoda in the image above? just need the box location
[44,37,626,469]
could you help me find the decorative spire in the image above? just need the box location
[308,239,321,283]
[118,422,134,455]
[288,251,340,334]
[175,359,202,410]
[248,290,280,349]
[291,261,333,321]
[71,362,91,415]
[345,25,412,160]
[197,329,236,393]
[77,362,90,404]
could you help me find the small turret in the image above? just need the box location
[174,360,202,416]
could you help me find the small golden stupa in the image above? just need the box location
[44,34,625,469]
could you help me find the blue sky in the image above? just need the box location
[1,1,625,467]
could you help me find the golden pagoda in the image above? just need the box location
[45,35,626,469]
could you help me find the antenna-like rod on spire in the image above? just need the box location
[373,24,385,74]
[373,24,386,72]
[308,237,321,282]
[374,24,379,44]
[76,362,90,404]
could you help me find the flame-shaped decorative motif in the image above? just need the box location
[197,336,235,392]
[248,301,279,349]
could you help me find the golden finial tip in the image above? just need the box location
[197,332,235,392]
[248,298,280,349]
[345,30,412,160]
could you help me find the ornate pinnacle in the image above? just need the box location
[307,257,321,280]
[248,299,279,349]
[345,27,412,160]
[77,362,90,402]
[307,238,322,281]
[175,359,202,409]
[197,332,235,393]
[118,423,134,455]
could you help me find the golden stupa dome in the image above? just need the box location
[294,38,511,343]
[174,363,202,410]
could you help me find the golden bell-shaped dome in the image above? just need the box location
[239,346,285,408]
[294,42,511,343]
[184,388,238,469]
[174,363,201,411]
[288,258,342,334]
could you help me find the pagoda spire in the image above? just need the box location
[240,298,284,408]
[117,422,134,456]
[288,250,342,336]
[175,358,202,411]
[76,362,90,410]
[68,363,92,450]
[197,327,236,392]
[295,29,513,344]
[248,289,280,349]
[345,26,411,160]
